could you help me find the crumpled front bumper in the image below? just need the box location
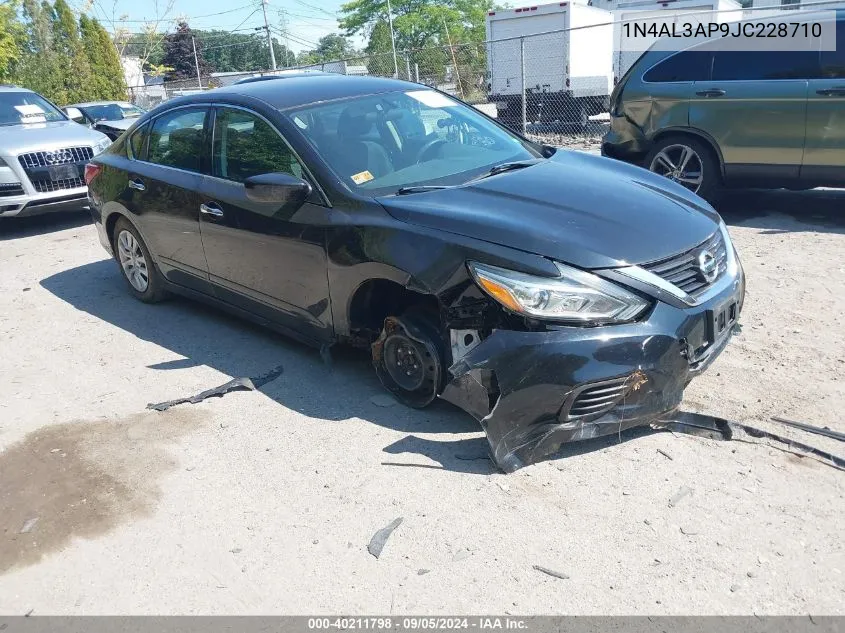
[440,272,744,472]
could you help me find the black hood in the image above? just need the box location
[377,150,721,269]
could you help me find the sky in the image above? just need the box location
[73,0,366,53]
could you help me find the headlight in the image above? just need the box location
[92,137,111,155]
[468,261,650,324]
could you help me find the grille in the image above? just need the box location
[0,182,24,197]
[18,146,94,169]
[564,376,633,421]
[30,177,85,193]
[642,231,727,298]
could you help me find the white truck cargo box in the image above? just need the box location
[486,2,613,127]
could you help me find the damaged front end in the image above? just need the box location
[435,260,744,472]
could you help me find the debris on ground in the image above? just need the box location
[453,549,471,562]
[370,394,398,408]
[656,449,674,461]
[146,364,285,411]
[662,412,845,471]
[532,565,570,580]
[367,517,403,559]
[770,416,845,443]
[417,569,430,575]
[669,486,693,508]
[19,518,39,534]
[679,526,700,536]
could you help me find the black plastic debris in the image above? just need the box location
[771,416,845,443]
[146,364,284,412]
[533,565,569,580]
[367,517,403,559]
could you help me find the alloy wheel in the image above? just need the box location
[649,144,704,193]
[117,229,149,292]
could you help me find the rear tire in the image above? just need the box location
[112,217,167,303]
[645,135,721,203]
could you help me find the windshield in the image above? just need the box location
[0,92,66,126]
[285,89,540,195]
[81,103,145,122]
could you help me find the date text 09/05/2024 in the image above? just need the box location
[307,618,529,630]
[623,20,823,39]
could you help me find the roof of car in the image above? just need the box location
[208,74,421,111]
[0,85,30,92]
[66,101,135,107]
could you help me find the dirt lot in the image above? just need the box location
[0,188,843,615]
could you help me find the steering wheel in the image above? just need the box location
[414,138,447,164]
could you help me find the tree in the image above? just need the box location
[104,0,175,77]
[80,15,126,100]
[315,33,355,60]
[363,19,395,75]
[339,0,491,53]
[51,0,94,102]
[161,21,212,81]
[193,30,297,73]
[0,1,24,82]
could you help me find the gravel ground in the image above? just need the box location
[0,187,843,615]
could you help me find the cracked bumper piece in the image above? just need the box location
[440,282,742,472]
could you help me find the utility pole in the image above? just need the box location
[443,18,463,99]
[262,0,277,71]
[386,0,398,78]
[279,9,292,67]
[191,35,202,89]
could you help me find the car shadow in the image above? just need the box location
[40,259,668,474]
[716,188,845,234]
[0,209,92,241]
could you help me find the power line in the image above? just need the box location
[290,0,338,18]
[98,3,257,25]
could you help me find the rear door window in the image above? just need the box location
[711,50,820,80]
[148,108,208,173]
[644,50,713,82]
[819,20,845,78]
[128,122,149,160]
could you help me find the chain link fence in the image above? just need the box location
[124,1,838,151]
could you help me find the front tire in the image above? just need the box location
[645,135,721,202]
[372,309,446,409]
[112,217,167,303]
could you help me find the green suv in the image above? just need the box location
[602,14,845,201]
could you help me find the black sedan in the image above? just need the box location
[84,75,745,471]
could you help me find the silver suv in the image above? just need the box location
[0,85,111,218]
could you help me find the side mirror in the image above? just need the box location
[65,107,85,123]
[244,172,312,209]
[541,144,557,158]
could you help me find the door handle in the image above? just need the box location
[816,87,845,96]
[128,178,145,191]
[200,202,224,217]
[695,89,726,98]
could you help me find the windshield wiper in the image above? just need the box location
[468,159,545,183]
[395,185,453,195]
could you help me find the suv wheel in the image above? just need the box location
[646,136,720,202]
[113,217,167,303]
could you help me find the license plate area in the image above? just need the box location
[708,298,739,343]
[47,164,79,181]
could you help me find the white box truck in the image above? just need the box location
[612,0,742,83]
[486,1,614,129]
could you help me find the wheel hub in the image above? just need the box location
[384,336,426,391]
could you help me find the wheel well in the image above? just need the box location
[105,212,123,249]
[651,130,724,179]
[348,279,441,338]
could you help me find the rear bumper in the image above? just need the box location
[601,114,649,162]
[441,265,745,472]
